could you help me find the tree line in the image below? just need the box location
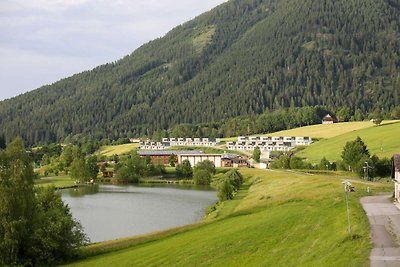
[0,0,399,146]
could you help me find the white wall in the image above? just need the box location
[179,154,222,168]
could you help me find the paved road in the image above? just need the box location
[361,195,400,267]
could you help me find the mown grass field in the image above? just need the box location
[65,168,391,267]
[97,143,139,156]
[265,121,376,138]
[298,121,400,163]
[35,175,75,189]
[221,120,398,142]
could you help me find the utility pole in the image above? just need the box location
[363,161,372,181]
[342,180,353,235]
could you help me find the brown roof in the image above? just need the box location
[323,114,333,121]
[392,154,400,178]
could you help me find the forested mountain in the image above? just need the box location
[1,0,400,145]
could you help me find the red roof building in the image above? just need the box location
[322,114,334,124]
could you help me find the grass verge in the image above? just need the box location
[63,168,392,267]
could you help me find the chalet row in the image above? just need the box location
[140,138,220,150]
[227,136,312,152]
[138,150,249,168]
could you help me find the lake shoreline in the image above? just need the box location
[61,183,218,243]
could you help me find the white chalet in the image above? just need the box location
[227,136,312,152]
[140,137,220,150]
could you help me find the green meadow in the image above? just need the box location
[65,168,390,267]
[35,175,76,189]
[221,120,398,142]
[298,121,400,163]
[97,143,139,156]
[264,121,381,138]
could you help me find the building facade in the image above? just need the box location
[322,114,334,124]
[138,150,205,165]
[140,137,220,150]
[178,153,222,168]
[221,154,250,168]
[227,136,312,152]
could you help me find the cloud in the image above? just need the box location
[0,0,228,100]
[0,0,89,13]
[0,46,94,100]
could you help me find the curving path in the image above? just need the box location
[361,195,400,267]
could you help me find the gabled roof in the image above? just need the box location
[393,154,400,178]
[221,153,241,160]
[323,114,334,121]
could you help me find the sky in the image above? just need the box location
[0,0,228,101]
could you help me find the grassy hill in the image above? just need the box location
[263,121,397,139]
[297,121,400,163]
[1,0,399,145]
[65,169,391,267]
[221,120,398,142]
[96,143,139,157]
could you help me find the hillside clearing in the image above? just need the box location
[264,121,398,138]
[221,121,398,142]
[97,143,139,157]
[297,121,400,163]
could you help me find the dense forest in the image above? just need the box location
[0,0,400,145]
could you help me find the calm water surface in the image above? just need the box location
[61,184,217,243]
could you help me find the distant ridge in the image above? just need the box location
[0,0,399,145]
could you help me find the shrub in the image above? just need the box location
[213,169,244,201]
[194,160,216,175]
[193,169,212,185]
[218,179,234,201]
[176,160,193,178]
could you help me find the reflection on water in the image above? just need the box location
[66,185,99,197]
[61,184,217,243]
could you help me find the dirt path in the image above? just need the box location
[361,195,400,267]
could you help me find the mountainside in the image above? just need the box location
[1,0,400,145]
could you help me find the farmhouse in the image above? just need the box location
[322,114,334,124]
[393,154,400,202]
[221,154,250,168]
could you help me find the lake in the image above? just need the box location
[61,184,217,243]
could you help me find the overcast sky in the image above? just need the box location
[0,0,227,101]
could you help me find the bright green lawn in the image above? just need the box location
[298,121,400,163]
[65,168,390,267]
[35,175,75,189]
[221,120,398,142]
[97,143,139,157]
